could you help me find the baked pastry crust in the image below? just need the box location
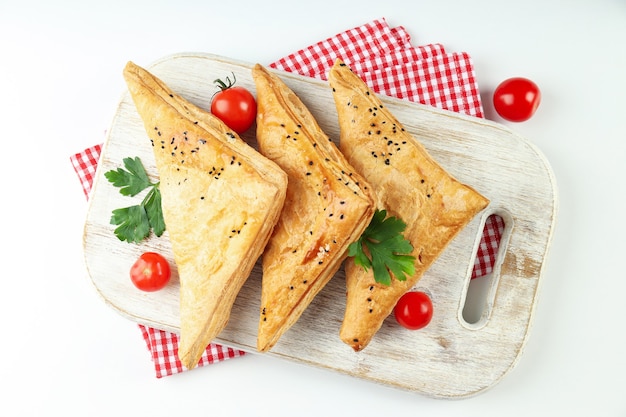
[252,64,375,352]
[328,59,489,351]
[123,62,288,368]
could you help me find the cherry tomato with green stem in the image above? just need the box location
[394,291,433,330]
[130,252,171,292]
[211,73,257,134]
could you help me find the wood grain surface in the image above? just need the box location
[82,53,557,398]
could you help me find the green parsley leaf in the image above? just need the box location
[110,205,151,243]
[104,156,152,197]
[105,156,165,243]
[143,187,165,237]
[348,209,416,285]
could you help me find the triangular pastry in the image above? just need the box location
[328,59,489,351]
[123,62,288,369]
[252,64,375,352]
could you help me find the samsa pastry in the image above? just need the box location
[252,64,375,352]
[328,59,489,351]
[123,62,288,369]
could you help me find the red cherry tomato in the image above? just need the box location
[130,252,171,292]
[493,77,541,122]
[210,73,257,134]
[394,291,433,330]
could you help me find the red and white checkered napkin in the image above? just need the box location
[71,17,503,378]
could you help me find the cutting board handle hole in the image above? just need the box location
[461,213,507,325]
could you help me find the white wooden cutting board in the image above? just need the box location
[82,53,558,399]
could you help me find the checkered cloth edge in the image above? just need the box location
[471,214,504,279]
[358,52,484,118]
[270,18,409,80]
[71,17,502,378]
[140,325,245,378]
[70,143,101,199]
[269,18,482,118]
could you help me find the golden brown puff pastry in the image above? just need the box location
[123,62,288,369]
[251,64,375,352]
[328,59,489,351]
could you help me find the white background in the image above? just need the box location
[2,0,625,415]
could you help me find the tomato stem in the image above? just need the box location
[214,72,237,91]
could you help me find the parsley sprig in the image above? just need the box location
[104,157,165,243]
[348,209,416,286]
